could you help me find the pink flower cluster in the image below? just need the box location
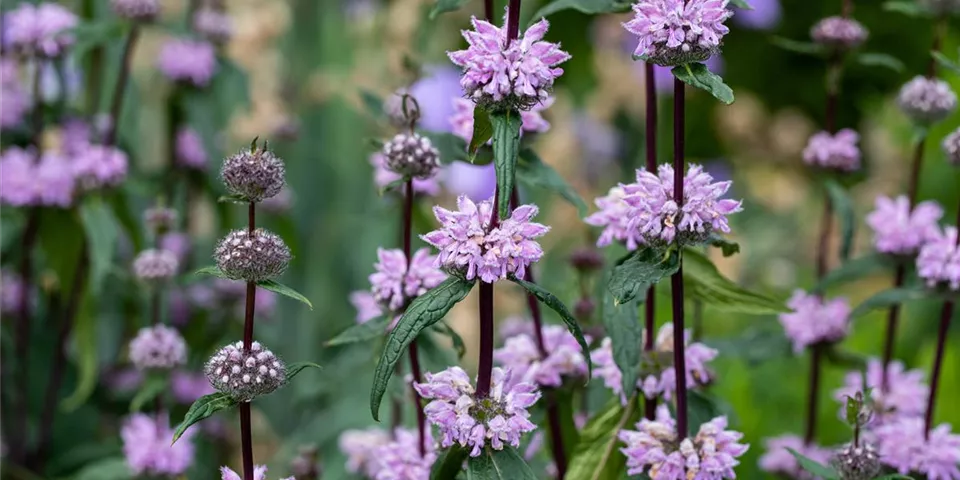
[369,247,447,312]
[422,195,549,283]
[493,324,590,387]
[0,147,75,207]
[448,16,570,109]
[917,226,960,290]
[449,96,552,143]
[778,290,850,353]
[810,16,868,50]
[875,417,960,479]
[623,0,732,66]
[1,57,28,129]
[585,186,645,250]
[619,407,749,479]
[121,413,195,476]
[414,366,540,456]
[2,2,78,57]
[220,465,293,480]
[758,434,832,479]
[866,196,944,256]
[338,427,436,479]
[339,427,391,477]
[176,127,208,169]
[157,38,217,87]
[72,144,129,190]
[834,358,928,424]
[802,129,861,171]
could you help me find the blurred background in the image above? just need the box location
[1,0,959,478]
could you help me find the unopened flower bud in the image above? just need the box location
[204,341,286,402]
[133,249,179,282]
[129,325,187,370]
[569,247,604,272]
[897,76,958,124]
[574,298,595,320]
[382,133,440,179]
[942,127,960,166]
[143,206,177,234]
[831,443,880,480]
[221,144,286,203]
[214,229,291,282]
[110,0,160,21]
[811,16,868,50]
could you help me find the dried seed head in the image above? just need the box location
[110,0,160,21]
[214,229,291,282]
[381,133,440,179]
[220,145,286,203]
[943,127,960,166]
[143,206,177,234]
[204,341,287,402]
[128,325,187,370]
[831,443,881,480]
[133,249,179,282]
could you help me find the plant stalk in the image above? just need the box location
[400,179,428,456]
[924,205,960,439]
[102,26,140,148]
[643,61,658,421]
[240,201,258,480]
[671,76,688,440]
[476,281,495,398]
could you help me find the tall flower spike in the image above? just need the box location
[369,247,447,312]
[917,226,960,290]
[214,228,291,282]
[802,129,862,172]
[204,341,287,402]
[834,358,928,424]
[422,195,549,283]
[778,290,850,353]
[866,195,943,256]
[2,3,78,58]
[623,0,733,67]
[494,324,591,387]
[128,325,187,370]
[414,366,541,456]
[897,76,958,125]
[221,143,286,203]
[381,133,441,179]
[448,13,570,110]
[810,16,868,51]
[157,38,217,87]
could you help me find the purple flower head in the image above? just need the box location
[1,57,28,129]
[221,145,286,203]
[133,249,179,282]
[370,152,441,196]
[350,290,384,324]
[171,370,215,403]
[448,14,570,110]
[585,185,645,250]
[834,358,928,425]
[128,325,187,370]
[111,0,160,22]
[494,324,591,387]
[220,465,293,480]
[176,127,207,169]
[832,442,881,480]
[422,195,550,283]
[619,410,749,479]
[758,434,833,479]
[214,229,291,282]
[60,117,94,154]
[867,195,944,256]
[450,96,554,143]
[157,39,217,87]
[369,248,447,312]
[3,3,78,58]
[499,315,535,339]
[193,7,233,45]
[944,126,960,166]
[442,162,496,201]
[778,290,850,352]
[917,226,960,291]
[371,428,437,480]
[72,144,129,190]
[414,366,541,456]
[802,129,862,172]
[0,148,76,208]
[623,0,732,67]
[382,133,441,179]
[121,413,195,476]
[1,270,24,315]
[898,76,958,125]
[876,417,960,479]
[204,341,287,402]
[732,0,781,30]
[810,16,868,50]
[618,164,743,247]
[339,427,391,477]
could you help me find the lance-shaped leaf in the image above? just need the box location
[849,286,936,319]
[172,392,239,444]
[79,196,119,295]
[325,316,391,347]
[786,448,840,479]
[608,247,681,305]
[491,110,523,220]
[194,266,313,310]
[565,397,640,480]
[517,148,588,217]
[858,52,905,72]
[932,51,960,75]
[432,321,467,359]
[729,0,753,8]
[708,235,740,257]
[285,362,323,381]
[815,252,898,292]
[430,445,469,480]
[429,0,470,19]
[683,249,786,314]
[370,277,475,420]
[467,447,538,479]
[601,291,641,397]
[530,0,632,21]
[509,275,592,377]
[671,62,734,104]
[883,0,933,17]
[825,179,856,262]
[771,36,825,56]
[469,107,494,160]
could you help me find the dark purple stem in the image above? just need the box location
[240,201,257,480]
[506,0,521,45]
[476,281,495,398]
[671,76,688,440]
[924,205,960,439]
[401,179,427,456]
[102,27,140,148]
[643,61,659,420]
[483,0,494,21]
[804,344,823,445]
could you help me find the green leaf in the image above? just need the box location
[786,448,840,479]
[371,277,475,420]
[509,275,592,378]
[824,180,856,262]
[873,475,915,479]
[69,20,127,61]
[469,107,494,160]
[431,445,469,480]
[608,247,681,305]
[849,286,935,319]
[72,457,132,480]
[325,316,391,347]
[433,321,467,359]
[530,0,632,22]
[683,249,786,314]
[429,0,471,19]
[771,36,825,56]
[39,208,85,294]
[708,235,740,257]
[130,374,168,412]
[491,110,523,220]
[555,389,581,455]
[257,279,314,310]
[467,447,538,479]
[379,178,408,196]
[686,390,722,436]
[172,392,239,444]
[218,193,249,204]
[517,148,588,217]
[932,51,960,75]
[601,292,641,397]
[566,398,640,480]
[360,89,385,119]
[815,253,897,292]
[285,362,323,381]
[61,294,97,411]
[671,62,734,104]
[857,53,905,72]
[883,0,933,17]
[194,265,229,278]
[79,197,119,295]
[729,0,753,8]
